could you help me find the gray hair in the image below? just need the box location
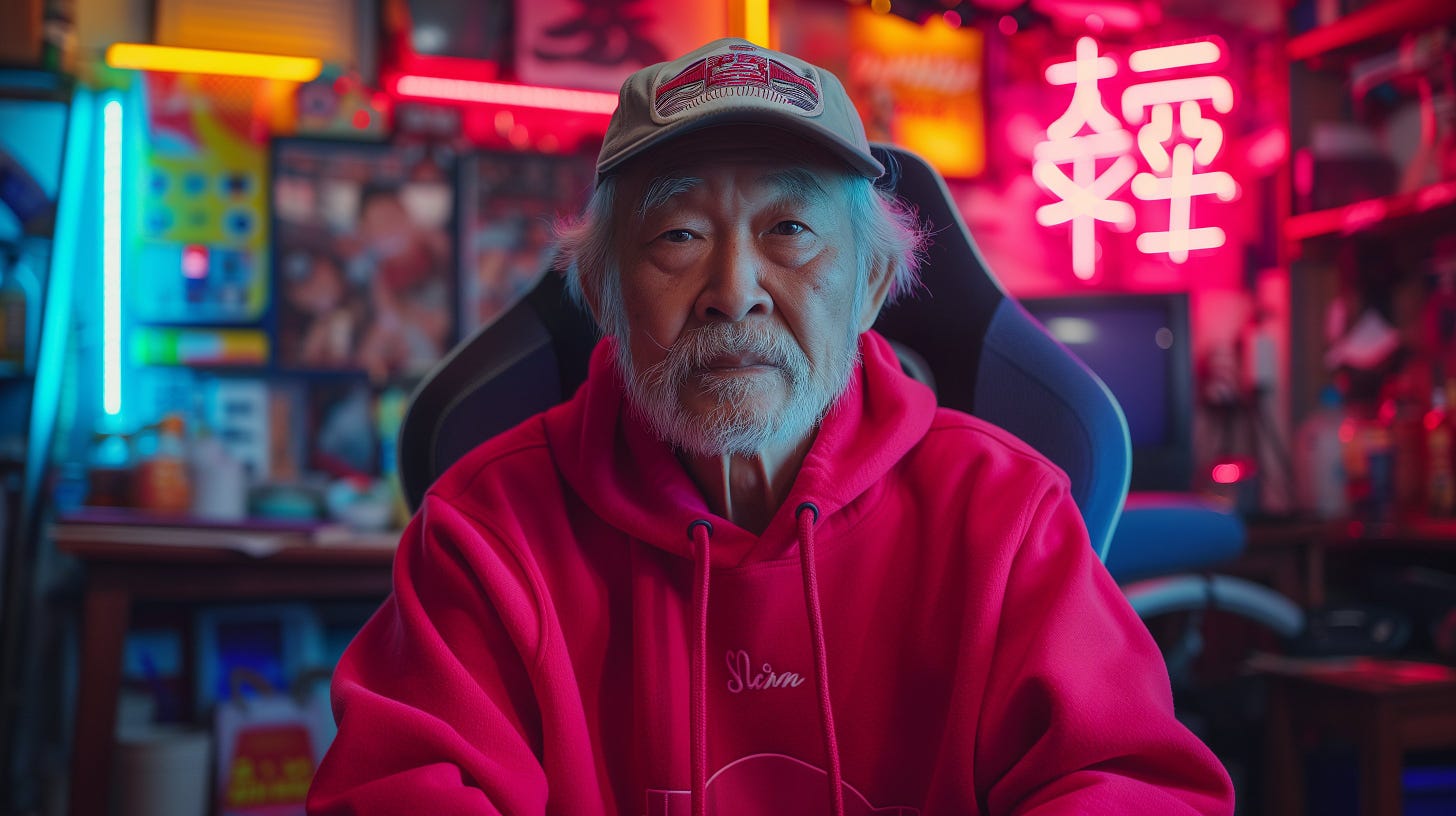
[555,168,927,337]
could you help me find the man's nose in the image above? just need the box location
[695,234,772,323]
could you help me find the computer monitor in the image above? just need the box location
[1022,293,1194,492]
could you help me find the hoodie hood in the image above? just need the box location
[543,329,937,566]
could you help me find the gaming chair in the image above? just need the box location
[397,144,1132,560]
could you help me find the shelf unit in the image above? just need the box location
[1288,0,1456,62]
[0,68,85,811]
[1283,0,1456,424]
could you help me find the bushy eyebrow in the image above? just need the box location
[759,168,830,209]
[636,176,702,219]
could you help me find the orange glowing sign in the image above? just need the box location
[849,10,985,178]
[1035,36,1238,282]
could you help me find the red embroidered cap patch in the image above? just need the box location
[653,46,823,120]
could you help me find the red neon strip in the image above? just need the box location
[1285,179,1456,241]
[1287,0,1456,61]
[393,75,619,115]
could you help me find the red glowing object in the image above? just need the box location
[1426,410,1445,433]
[182,245,209,279]
[998,15,1019,36]
[1211,461,1244,484]
[393,74,619,115]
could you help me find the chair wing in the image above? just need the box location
[396,270,596,511]
[872,145,1130,559]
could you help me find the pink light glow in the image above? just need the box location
[1245,126,1288,173]
[393,75,619,115]
[1417,182,1456,211]
[182,245,208,279]
[1137,103,1174,173]
[1293,149,1314,197]
[1128,41,1220,72]
[1037,35,1239,280]
[1133,144,1235,262]
[1035,37,1133,280]
[1044,39,1119,140]
[998,15,1019,35]
[1121,76,1233,124]
[1342,199,1389,232]
[1123,38,1234,263]
[1211,462,1244,484]
[1426,410,1445,433]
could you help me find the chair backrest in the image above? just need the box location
[398,145,1131,558]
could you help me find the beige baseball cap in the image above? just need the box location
[596,37,884,182]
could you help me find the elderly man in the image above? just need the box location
[309,38,1234,816]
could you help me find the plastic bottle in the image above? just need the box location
[1295,386,1349,520]
[1386,371,1429,519]
[133,414,193,514]
[1343,398,1395,524]
[190,426,247,521]
[0,247,32,369]
[1429,379,1456,519]
[86,431,133,508]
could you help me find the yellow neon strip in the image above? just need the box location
[105,43,322,82]
[743,0,771,47]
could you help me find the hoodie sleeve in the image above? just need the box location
[974,474,1235,816]
[307,494,551,815]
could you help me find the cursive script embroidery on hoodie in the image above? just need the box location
[725,649,806,693]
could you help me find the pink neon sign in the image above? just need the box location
[1034,37,1237,281]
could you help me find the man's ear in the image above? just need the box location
[857,259,896,333]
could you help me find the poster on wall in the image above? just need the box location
[271,138,457,381]
[132,73,289,324]
[514,0,727,91]
[460,150,594,333]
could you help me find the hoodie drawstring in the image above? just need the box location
[796,502,845,816]
[687,519,713,816]
[685,505,844,816]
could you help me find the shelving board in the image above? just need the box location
[1284,179,1456,243]
[1287,0,1456,63]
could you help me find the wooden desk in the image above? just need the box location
[1258,655,1456,816]
[1246,518,1456,608]
[52,520,396,816]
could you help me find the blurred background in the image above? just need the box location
[0,0,1454,813]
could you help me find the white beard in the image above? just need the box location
[618,321,859,458]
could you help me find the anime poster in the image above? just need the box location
[514,0,726,91]
[271,139,457,381]
[459,150,594,332]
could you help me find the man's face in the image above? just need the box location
[609,133,872,456]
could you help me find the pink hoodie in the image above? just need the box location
[308,331,1234,815]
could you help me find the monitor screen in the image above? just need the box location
[1022,293,1194,492]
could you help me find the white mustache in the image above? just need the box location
[645,323,809,393]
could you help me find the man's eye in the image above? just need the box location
[769,221,807,236]
[660,229,694,243]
